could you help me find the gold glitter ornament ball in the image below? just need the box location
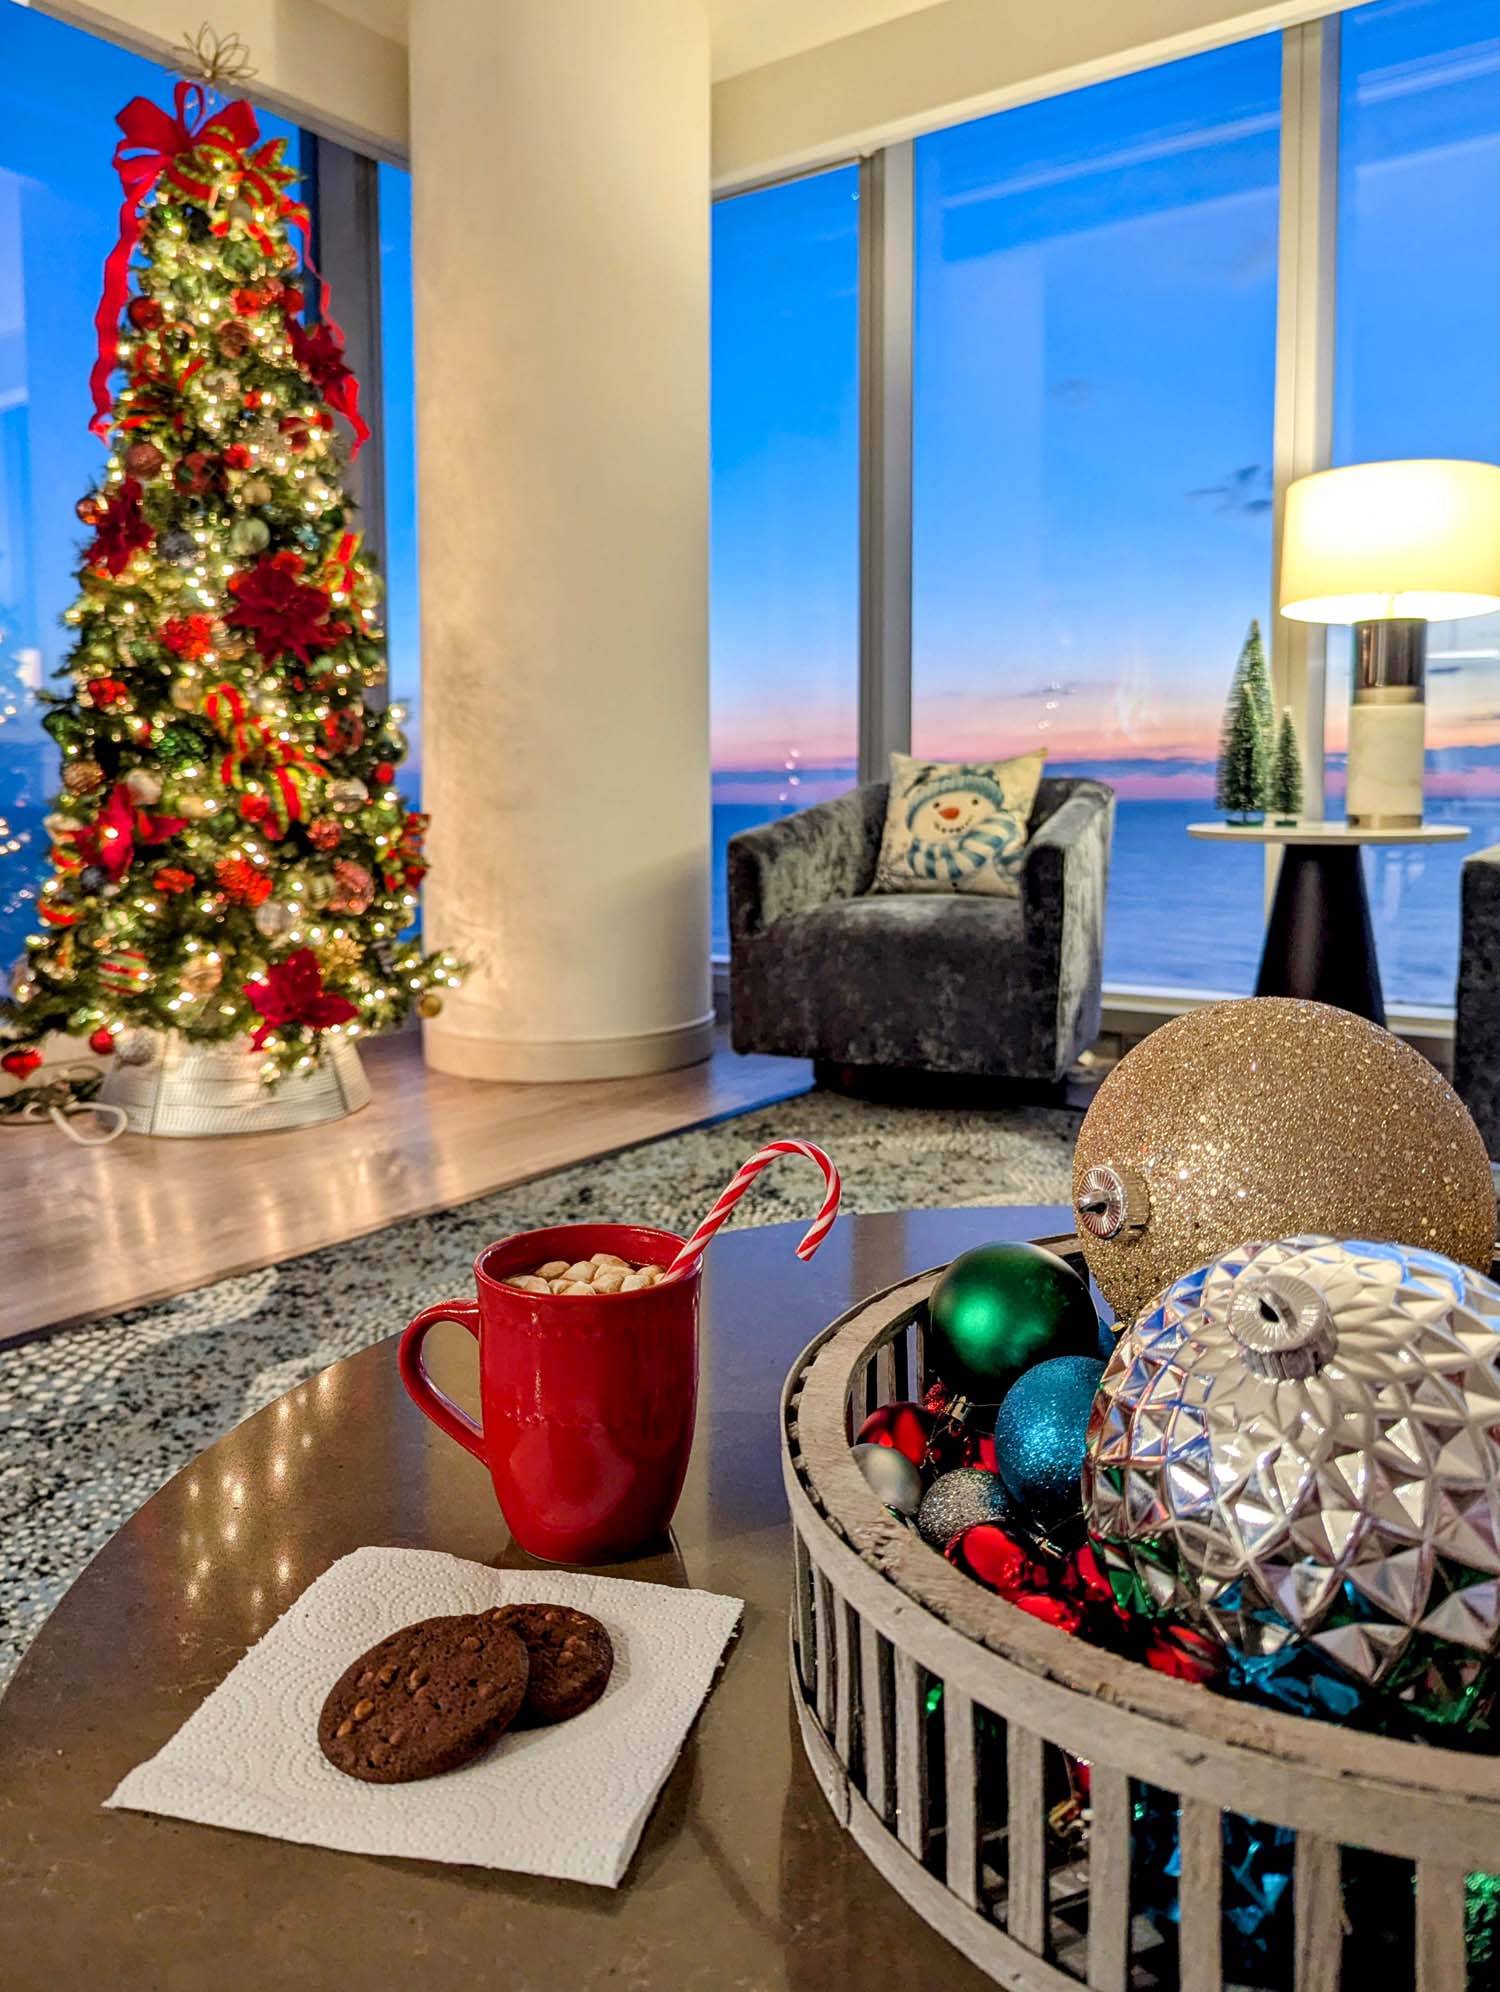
[1072,997,1495,1323]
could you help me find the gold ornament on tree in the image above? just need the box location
[1071,996,1495,1324]
[179,956,223,998]
[418,991,444,1019]
[320,932,362,978]
[62,759,105,797]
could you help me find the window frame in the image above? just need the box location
[708,9,1484,1036]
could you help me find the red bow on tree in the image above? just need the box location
[287,316,370,455]
[226,552,347,666]
[86,478,155,577]
[73,782,186,881]
[89,83,261,437]
[244,948,357,1049]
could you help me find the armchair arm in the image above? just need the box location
[1454,846,1500,1153]
[728,783,887,942]
[1023,780,1115,1066]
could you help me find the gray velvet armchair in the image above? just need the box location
[1455,844,1500,1155]
[727,775,1114,1084]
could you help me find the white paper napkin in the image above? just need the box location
[106,1545,743,1887]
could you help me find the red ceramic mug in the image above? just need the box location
[398,1224,700,1563]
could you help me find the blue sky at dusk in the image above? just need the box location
[709,0,1500,798]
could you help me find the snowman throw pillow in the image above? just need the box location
[872,749,1046,898]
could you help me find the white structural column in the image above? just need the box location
[409,0,714,1080]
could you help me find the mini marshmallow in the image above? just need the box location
[592,1271,625,1294]
[505,1275,552,1294]
[563,1261,596,1283]
[536,1261,570,1279]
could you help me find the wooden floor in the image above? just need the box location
[2,1029,810,1345]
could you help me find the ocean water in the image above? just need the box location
[2,739,1493,1014]
[711,786,1500,1012]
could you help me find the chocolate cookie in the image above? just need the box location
[318,1613,529,1783]
[487,1604,614,1727]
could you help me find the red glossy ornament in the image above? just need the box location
[946,1523,1047,1598]
[1141,1622,1223,1686]
[1062,1541,1128,1619]
[1014,1592,1085,1636]
[854,1401,935,1469]
[2,1046,43,1079]
[400,1224,699,1562]
[89,1028,116,1056]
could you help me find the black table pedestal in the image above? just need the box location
[1255,842,1384,1025]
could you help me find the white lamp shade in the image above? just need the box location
[1280,458,1500,623]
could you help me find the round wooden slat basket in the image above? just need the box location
[780,1233,1500,1992]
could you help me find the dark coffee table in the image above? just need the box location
[0,1206,1068,1991]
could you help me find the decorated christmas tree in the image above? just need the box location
[1270,705,1303,824]
[1,79,459,1093]
[1214,620,1273,822]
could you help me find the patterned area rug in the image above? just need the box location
[0,1089,1079,1687]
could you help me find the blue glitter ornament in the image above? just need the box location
[993,1355,1106,1536]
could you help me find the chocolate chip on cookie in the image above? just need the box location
[487,1603,614,1727]
[318,1612,529,1783]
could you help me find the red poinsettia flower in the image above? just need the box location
[86,677,129,709]
[74,782,186,881]
[226,551,345,666]
[152,866,195,896]
[244,948,357,1050]
[86,477,154,577]
[159,613,217,661]
[286,318,366,448]
[222,444,252,470]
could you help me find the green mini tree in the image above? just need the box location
[0,79,460,1089]
[1217,678,1267,823]
[1215,620,1273,823]
[1270,706,1304,824]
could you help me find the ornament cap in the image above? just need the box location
[1075,1162,1150,1242]
[1227,1266,1337,1379]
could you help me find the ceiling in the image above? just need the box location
[312,0,952,81]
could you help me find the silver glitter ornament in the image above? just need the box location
[325,777,367,815]
[1085,1235,1500,1690]
[253,898,296,940]
[1071,997,1495,1323]
[917,1467,1015,1549]
[851,1441,923,1517]
[123,768,162,805]
[113,1028,156,1067]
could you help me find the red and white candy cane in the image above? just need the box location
[662,1140,841,1284]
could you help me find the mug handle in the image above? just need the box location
[398,1300,485,1460]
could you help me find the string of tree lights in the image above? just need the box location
[0,84,461,1089]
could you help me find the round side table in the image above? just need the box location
[1187,819,1467,1025]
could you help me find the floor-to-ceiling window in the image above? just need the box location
[909,37,1282,998]
[1328,0,1500,1009]
[0,0,302,987]
[709,166,860,957]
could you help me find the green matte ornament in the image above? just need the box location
[927,1241,1099,1408]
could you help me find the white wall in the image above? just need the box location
[33,0,408,158]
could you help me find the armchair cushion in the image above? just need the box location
[873,749,1046,898]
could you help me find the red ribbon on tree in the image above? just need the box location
[89,84,261,439]
[204,680,314,834]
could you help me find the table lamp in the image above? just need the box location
[1280,458,1500,827]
